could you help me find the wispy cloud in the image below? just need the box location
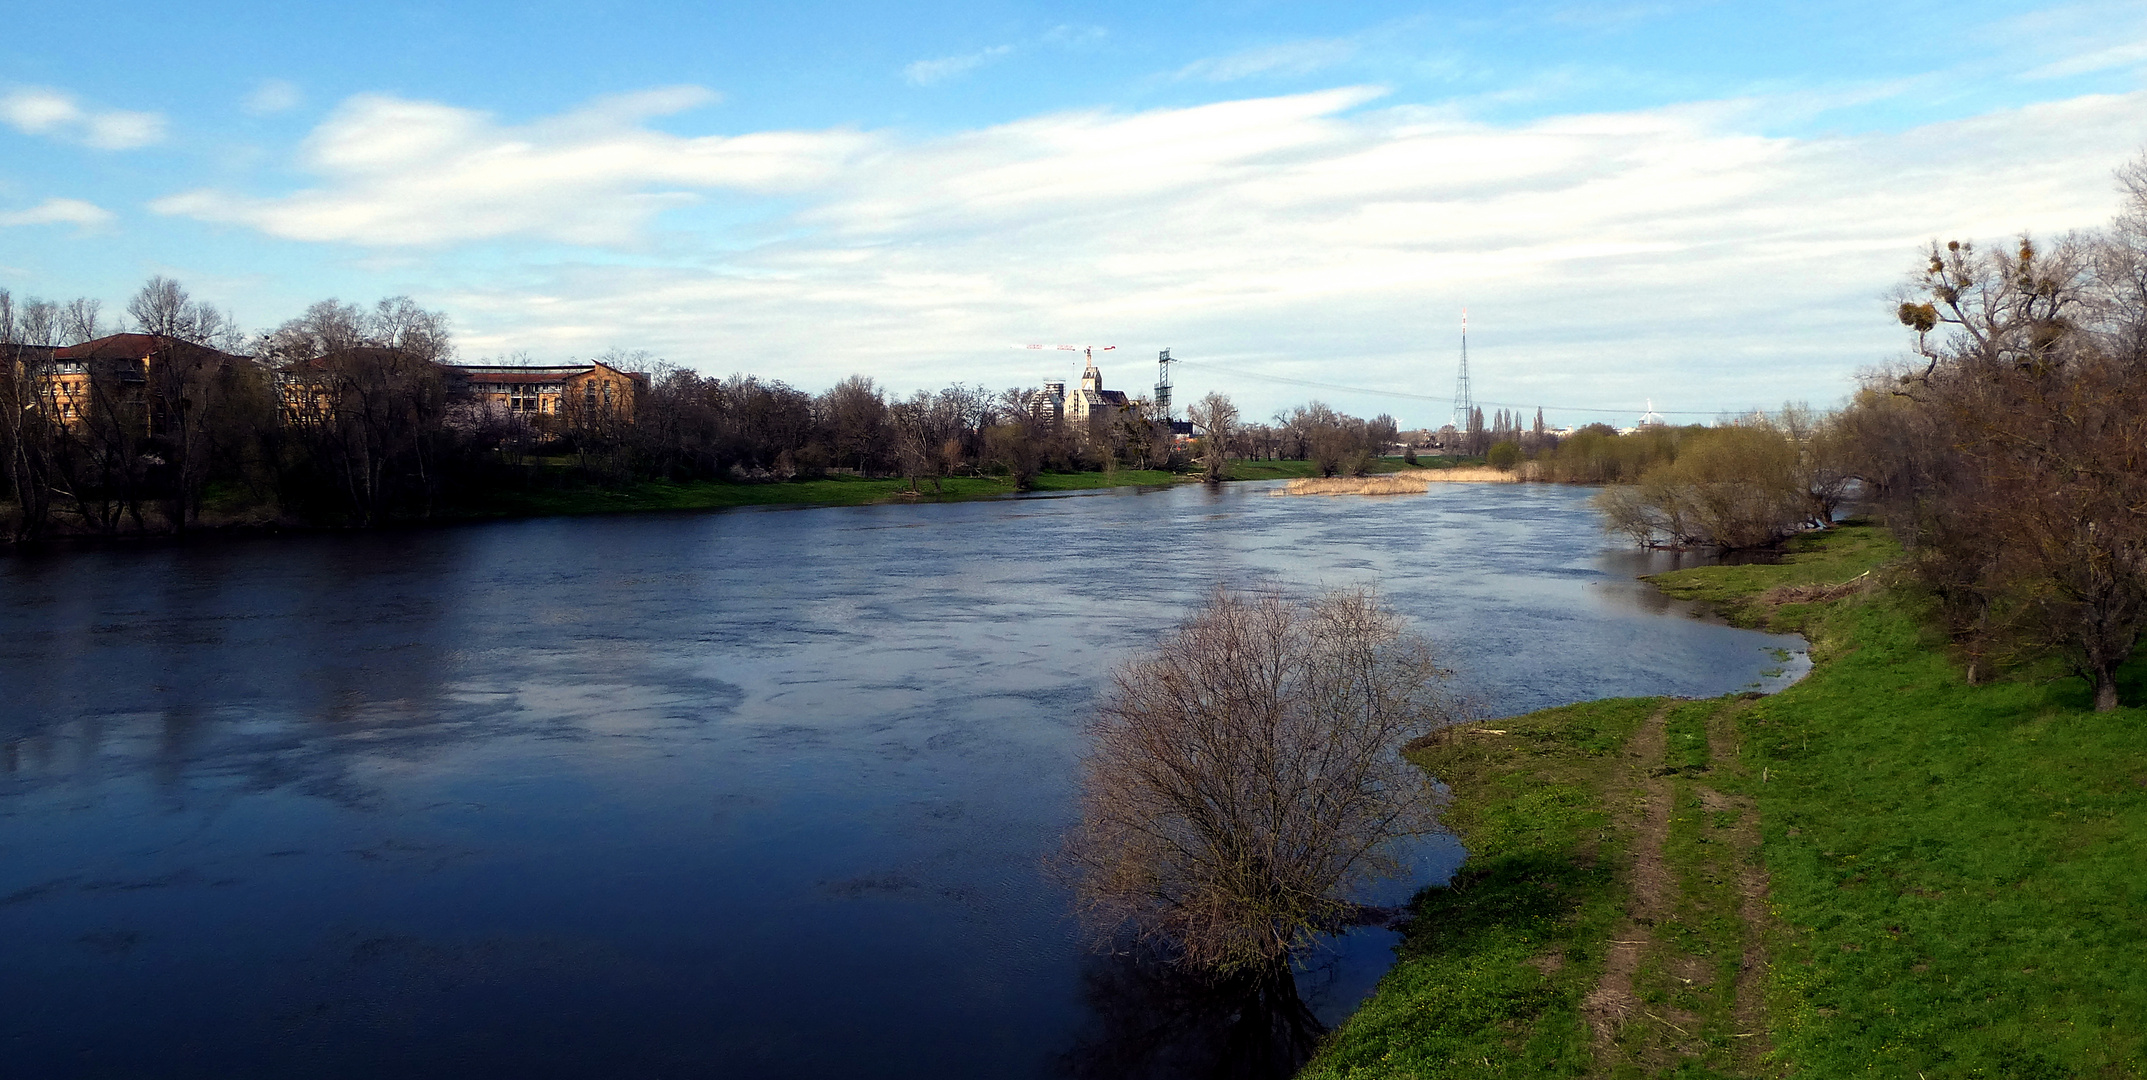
[1999,2,2147,79]
[150,80,2147,418]
[904,44,1016,87]
[1043,24,1107,48]
[1173,39,1358,83]
[1542,3,1680,30]
[903,26,1105,88]
[0,87,165,149]
[154,86,860,246]
[2024,38,2147,79]
[0,197,115,229]
[243,79,305,116]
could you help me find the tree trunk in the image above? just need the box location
[2094,669,2120,712]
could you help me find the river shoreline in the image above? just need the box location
[0,457,1511,555]
[1302,520,2147,1079]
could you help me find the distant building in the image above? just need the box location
[1026,380,1067,424]
[453,358,646,423]
[1024,354,1135,439]
[1065,354,1131,427]
[38,333,245,433]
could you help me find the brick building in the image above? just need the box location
[454,359,646,423]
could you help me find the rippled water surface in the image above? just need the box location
[0,482,1805,1078]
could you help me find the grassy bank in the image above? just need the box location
[6,456,1472,540]
[1305,523,2147,1078]
[457,456,1453,518]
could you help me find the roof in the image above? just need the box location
[461,371,570,386]
[55,333,243,364]
[453,361,648,388]
[453,364,594,376]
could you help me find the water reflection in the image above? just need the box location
[0,483,1805,1078]
[1060,949,1325,1080]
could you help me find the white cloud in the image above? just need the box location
[0,87,165,149]
[151,81,2147,421]
[154,86,866,246]
[0,89,78,132]
[2025,38,2147,79]
[1174,39,1358,82]
[1043,24,1107,48]
[0,197,115,229]
[244,78,304,116]
[2000,2,2147,79]
[904,45,1015,86]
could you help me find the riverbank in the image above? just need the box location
[1304,522,2147,1078]
[466,457,1465,517]
[2,457,1483,548]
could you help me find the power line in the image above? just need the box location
[1171,357,1754,418]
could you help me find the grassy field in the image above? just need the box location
[463,469,1181,517]
[1304,522,2147,1079]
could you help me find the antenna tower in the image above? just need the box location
[1450,308,1474,432]
[1155,348,1175,419]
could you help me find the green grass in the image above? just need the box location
[1644,522,1897,633]
[1302,698,1657,1079]
[465,473,1015,515]
[463,468,1202,517]
[1306,520,2147,1078]
[1745,592,2147,1079]
[463,459,1436,518]
[1228,459,1327,481]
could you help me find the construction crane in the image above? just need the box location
[1012,344,1116,398]
[1011,343,1115,362]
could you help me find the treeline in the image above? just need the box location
[1587,155,2147,711]
[0,284,521,538]
[1851,158,2147,711]
[1577,413,1854,550]
[0,279,1411,541]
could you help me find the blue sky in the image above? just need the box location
[4,1,2145,425]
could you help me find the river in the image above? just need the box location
[0,481,1804,1078]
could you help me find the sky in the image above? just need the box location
[3,1,2145,427]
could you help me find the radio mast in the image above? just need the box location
[1450,308,1474,433]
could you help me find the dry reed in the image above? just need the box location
[1280,469,1518,496]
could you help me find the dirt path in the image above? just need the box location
[1582,701,1676,1058]
[1587,697,1777,1077]
[1706,699,1777,1075]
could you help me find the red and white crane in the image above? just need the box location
[1011,343,1115,362]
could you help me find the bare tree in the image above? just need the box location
[985,387,1053,489]
[1186,392,1239,485]
[1060,587,1455,981]
[1867,163,2147,709]
[821,375,888,473]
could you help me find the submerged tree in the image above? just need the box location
[1060,587,1455,981]
[1187,392,1238,485]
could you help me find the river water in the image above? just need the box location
[0,482,1804,1078]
